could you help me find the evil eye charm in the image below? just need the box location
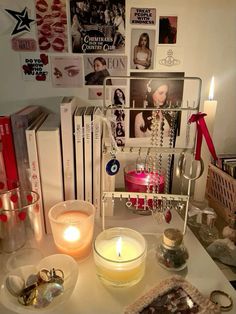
[106,159,120,176]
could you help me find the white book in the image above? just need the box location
[93,107,102,217]
[60,97,78,200]
[26,112,48,239]
[83,106,94,203]
[74,106,86,200]
[36,113,64,234]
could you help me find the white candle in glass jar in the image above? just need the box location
[94,227,147,287]
[48,200,95,259]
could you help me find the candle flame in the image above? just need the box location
[63,226,80,242]
[116,237,122,257]
[209,76,215,100]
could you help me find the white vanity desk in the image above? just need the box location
[0,205,235,314]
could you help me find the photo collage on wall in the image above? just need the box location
[2,1,183,149]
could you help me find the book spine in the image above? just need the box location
[74,113,85,200]
[93,109,102,217]
[0,143,7,192]
[26,129,46,237]
[11,107,42,190]
[37,124,64,234]
[0,117,19,189]
[84,110,93,203]
[60,100,76,200]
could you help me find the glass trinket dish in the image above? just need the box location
[156,228,189,271]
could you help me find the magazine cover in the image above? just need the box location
[69,0,125,53]
[83,55,127,85]
[126,72,185,147]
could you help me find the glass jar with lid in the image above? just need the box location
[156,228,189,271]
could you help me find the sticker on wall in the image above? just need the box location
[35,0,68,52]
[159,49,181,67]
[156,47,183,71]
[130,29,156,70]
[12,38,37,51]
[20,52,50,81]
[70,0,125,53]
[88,88,110,100]
[51,56,83,87]
[5,7,34,36]
[84,55,127,86]
[158,16,178,44]
[130,8,156,25]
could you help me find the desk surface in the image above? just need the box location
[0,207,236,314]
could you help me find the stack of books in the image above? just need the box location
[213,153,236,179]
[0,99,103,235]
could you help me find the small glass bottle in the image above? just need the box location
[156,228,189,271]
[198,213,219,245]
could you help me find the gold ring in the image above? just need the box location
[210,290,233,311]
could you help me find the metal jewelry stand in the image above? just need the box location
[101,76,202,235]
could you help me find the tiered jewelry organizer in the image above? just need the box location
[101,76,202,234]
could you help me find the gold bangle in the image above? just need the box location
[210,290,233,312]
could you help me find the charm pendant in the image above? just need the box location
[106,158,120,176]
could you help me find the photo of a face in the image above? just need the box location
[152,84,169,106]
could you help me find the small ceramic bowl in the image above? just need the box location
[0,254,79,313]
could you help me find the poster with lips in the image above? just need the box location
[35,0,68,52]
[20,53,50,81]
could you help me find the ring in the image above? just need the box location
[210,290,233,311]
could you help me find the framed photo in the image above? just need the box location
[126,72,184,147]
[69,0,125,53]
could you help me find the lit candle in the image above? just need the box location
[203,76,217,136]
[193,76,218,203]
[48,200,95,259]
[94,227,147,287]
[124,163,165,211]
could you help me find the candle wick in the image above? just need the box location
[118,252,121,257]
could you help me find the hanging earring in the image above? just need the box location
[126,195,132,208]
[106,147,120,176]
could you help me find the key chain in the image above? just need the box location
[106,147,120,176]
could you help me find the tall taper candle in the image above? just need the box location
[193,77,217,202]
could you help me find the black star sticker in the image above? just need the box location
[5,7,34,36]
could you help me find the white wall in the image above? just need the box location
[0,0,236,153]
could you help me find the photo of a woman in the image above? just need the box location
[85,57,112,85]
[134,80,170,138]
[131,29,155,70]
[113,88,126,105]
[129,73,185,142]
[133,33,152,70]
